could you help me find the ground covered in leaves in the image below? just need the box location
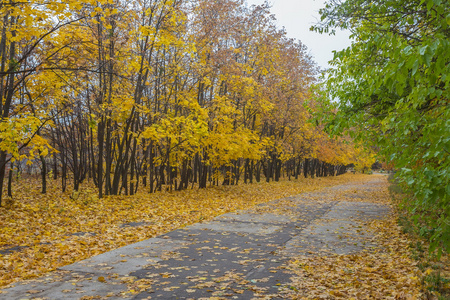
[286,178,450,300]
[1,174,448,300]
[0,173,366,287]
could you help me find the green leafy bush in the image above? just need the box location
[315,0,450,254]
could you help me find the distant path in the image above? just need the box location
[1,175,390,299]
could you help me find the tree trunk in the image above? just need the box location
[7,161,13,197]
[40,152,47,194]
[303,158,309,178]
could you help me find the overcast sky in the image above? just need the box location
[245,0,352,69]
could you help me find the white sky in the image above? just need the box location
[246,0,352,69]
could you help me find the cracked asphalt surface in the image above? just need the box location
[0,175,390,299]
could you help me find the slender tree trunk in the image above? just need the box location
[40,152,47,194]
[97,118,105,198]
[0,152,8,206]
[7,161,13,197]
[61,148,67,193]
[244,158,249,184]
[199,160,208,189]
[274,157,281,182]
[304,158,309,178]
[129,138,138,195]
[249,160,254,183]
[255,161,261,182]
[0,16,17,206]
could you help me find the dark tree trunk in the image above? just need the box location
[7,161,13,197]
[274,157,281,182]
[199,151,208,189]
[149,142,154,193]
[255,161,261,182]
[40,153,47,194]
[249,160,254,183]
[0,152,8,206]
[303,158,309,178]
[61,149,67,193]
[295,157,301,180]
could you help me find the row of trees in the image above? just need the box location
[0,0,368,205]
[316,0,449,252]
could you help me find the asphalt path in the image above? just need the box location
[1,175,390,299]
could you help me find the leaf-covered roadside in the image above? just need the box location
[286,178,449,299]
[0,173,366,288]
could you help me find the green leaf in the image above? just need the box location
[412,60,419,75]
[424,52,432,66]
[419,45,428,55]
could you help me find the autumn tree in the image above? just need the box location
[0,0,360,204]
[0,0,86,205]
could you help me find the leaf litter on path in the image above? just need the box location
[0,173,366,287]
[1,173,443,300]
[285,178,428,299]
